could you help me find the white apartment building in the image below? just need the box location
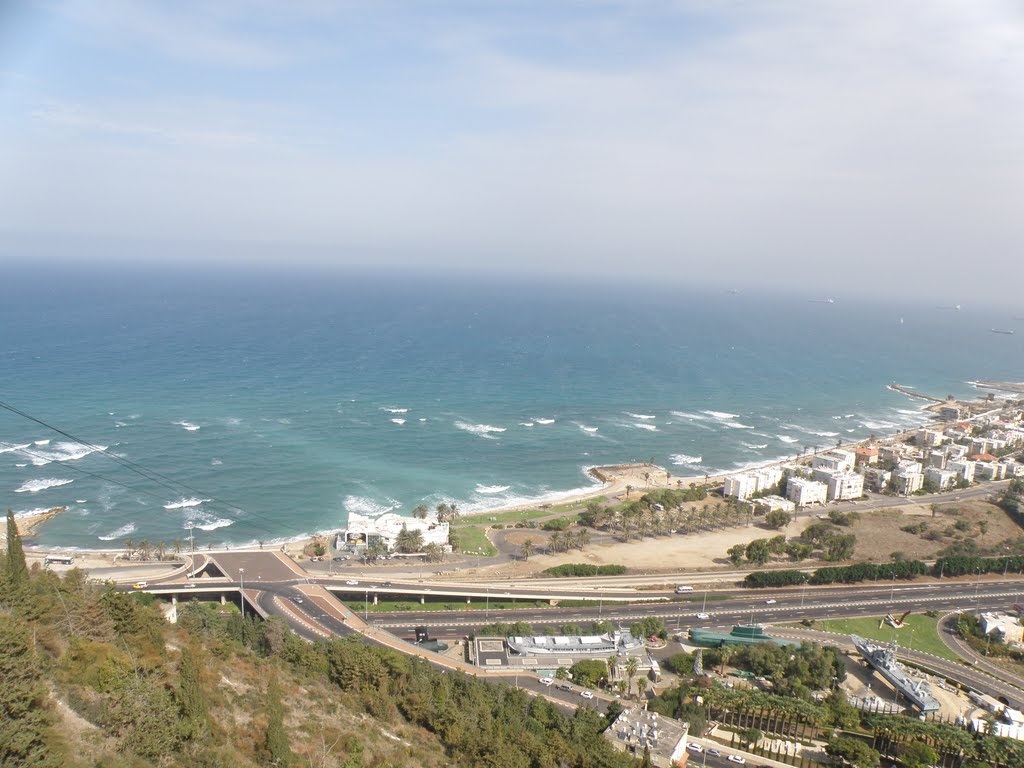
[863,467,892,493]
[946,443,969,460]
[752,466,783,491]
[927,451,947,469]
[977,462,1007,481]
[723,474,757,500]
[753,495,796,515]
[896,459,924,476]
[924,467,958,491]
[812,450,856,474]
[918,429,947,448]
[895,470,924,496]
[786,477,828,507]
[948,459,976,484]
[826,472,864,501]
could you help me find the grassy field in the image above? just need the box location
[452,509,551,527]
[813,614,959,661]
[449,525,498,556]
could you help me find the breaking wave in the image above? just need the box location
[702,410,739,419]
[777,435,799,444]
[475,484,511,494]
[625,412,656,420]
[382,407,409,413]
[534,418,555,425]
[26,441,107,466]
[390,418,406,425]
[15,477,74,493]
[454,421,506,437]
[164,498,209,510]
[98,522,136,541]
[670,453,703,466]
[344,495,400,516]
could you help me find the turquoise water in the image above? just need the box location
[2,264,1021,549]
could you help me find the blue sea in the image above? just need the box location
[2,263,1022,550]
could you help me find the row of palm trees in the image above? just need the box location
[413,502,461,523]
[584,499,753,542]
[546,528,591,553]
[123,538,186,561]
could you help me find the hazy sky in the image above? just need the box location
[1,1,1022,302]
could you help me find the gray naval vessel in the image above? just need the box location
[851,635,941,713]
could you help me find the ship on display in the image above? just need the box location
[851,635,941,713]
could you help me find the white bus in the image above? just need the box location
[44,555,74,566]
[675,585,694,593]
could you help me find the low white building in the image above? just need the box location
[918,429,947,448]
[827,472,864,501]
[339,511,450,551]
[948,459,976,483]
[895,471,924,496]
[812,450,856,474]
[753,495,796,516]
[924,467,958,491]
[786,477,828,507]
[723,474,757,501]
[980,613,1024,645]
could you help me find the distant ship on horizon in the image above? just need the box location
[991,328,1016,335]
[937,304,962,311]
[809,297,835,304]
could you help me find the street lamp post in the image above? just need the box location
[239,568,245,621]
[365,590,369,621]
[187,523,195,557]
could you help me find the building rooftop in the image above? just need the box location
[606,707,689,767]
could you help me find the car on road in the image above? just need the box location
[707,749,721,757]
[183,583,196,589]
[293,596,304,604]
[675,585,694,593]
[132,582,148,589]
[383,581,393,587]
[764,599,777,604]
[345,580,359,586]
[686,744,703,753]
[580,690,594,699]
[726,756,746,764]
[697,612,710,620]
[539,677,554,686]
[556,683,572,692]
[332,556,347,562]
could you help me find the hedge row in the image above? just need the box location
[744,559,928,588]
[541,563,627,577]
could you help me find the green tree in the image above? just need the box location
[764,509,792,529]
[177,646,210,742]
[262,672,292,766]
[745,538,771,565]
[569,659,608,687]
[395,524,425,554]
[4,509,28,588]
[824,533,857,561]
[413,504,429,520]
[727,543,746,566]
[900,741,939,768]
[0,616,54,767]
[423,543,445,563]
[519,539,535,561]
[826,736,879,768]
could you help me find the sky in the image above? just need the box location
[1,1,1022,303]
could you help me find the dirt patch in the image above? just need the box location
[849,500,1024,562]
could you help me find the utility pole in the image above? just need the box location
[239,568,245,621]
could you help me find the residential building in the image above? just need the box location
[753,495,796,516]
[723,474,757,501]
[879,445,907,465]
[854,447,879,466]
[812,450,856,474]
[940,405,964,420]
[927,451,947,469]
[946,443,969,460]
[977,462,1007,481]
[924,467,957,491]
[786,477,828,507]
[948,459,976,484]
[863,467,892,492]
[896,459,924,476]
[827,472,864,501]
[894,470,924,496]
[918,429,947,448]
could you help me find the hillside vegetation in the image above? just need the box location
[1,512,632,768]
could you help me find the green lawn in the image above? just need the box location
[452,508,551,527]
[362,598,550,613]
[449,525,498,556]
[814,614,958,662]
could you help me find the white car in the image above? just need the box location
[707,749,721,757]
[539,677,554,686]
[293,596,304,604]
[697,612,710,620]
[345,579,359,586]
[183,583,196,589]
[727,756,746,764]
[580,690,594,699]
[764,599,777,604]
[686,744,703,753]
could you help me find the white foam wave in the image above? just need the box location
[75,499,87,503]
[13,507,57,519]
[419,418,427,422]
[193,517,234,532]
[702,410,739,419]
[98,522,136,541]
[670,453,703,466]
[163,498,209,510]
[578,425,599,433]
[0,442,30,454]
[632,423,658,431]
[15,477,74,493]
[454,421,506,437]
[33,439,50,446]
[625,412,656,420]
[534,418,555,425]
[806,429,839,437]
[721,421,754,429]
[670,411,709,420]
[15,463,26,468]
[860,420,898,431]
[27,441,107,466]
[114,421,128,428]
[777,435,799,444]
[174,420,201,431]
[390,418,406,425]
[456,468,605,515]
[211,459,223,466]
[344,495,401,516]
[743,443,769,450]
[519,422,535,427]
[476,484,511,494]
[382,407,409,414]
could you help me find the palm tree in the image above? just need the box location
[172,538,184,555]
[423,543,444,563]
[137,539,151,561]
[448,502,460,521]
[123,538,136,559]
[413,504,429,520]
[519,539,535,561]
[548,532,563,553]
[607,655,618,682]
[156,540,167,560]
[436,502,450,522]
[625,484,633,499]
[637,676,650,700]
[577,528,591,550]
[644,471,651,486]
[625,656,640,697]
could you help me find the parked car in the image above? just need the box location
[345,579,359,586]
[539,677,554,686]
[686,744,703,753]
[556,683,572,692]
[727,756,746,764]
[580,690,594,699]
[707,749,721,757]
